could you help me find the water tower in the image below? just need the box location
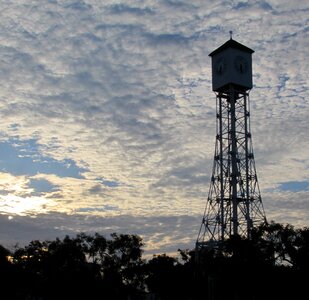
[196,34,267,251]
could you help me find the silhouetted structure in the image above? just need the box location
[196,35,267,253]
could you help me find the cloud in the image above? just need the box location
[0,212,200,257]
[0,0,308,255]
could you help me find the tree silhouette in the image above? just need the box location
[0,221,307,300]
[193,221,309,300]
[6,233,146,299]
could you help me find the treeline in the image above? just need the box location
[0,221,308,300]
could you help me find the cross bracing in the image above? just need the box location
[196,87,266,250]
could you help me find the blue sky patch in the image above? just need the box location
[29,178,59,195]
[278,181,309,192]
[0,138,87,178]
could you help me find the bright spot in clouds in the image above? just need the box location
[0,194,56,216]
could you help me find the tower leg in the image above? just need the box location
[196,87,266,250]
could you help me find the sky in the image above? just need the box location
[0,0,308,257]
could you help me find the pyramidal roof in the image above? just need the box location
[209,38,254,57]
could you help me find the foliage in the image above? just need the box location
[0,221,308,299]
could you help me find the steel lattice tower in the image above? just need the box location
[196,36,267,251]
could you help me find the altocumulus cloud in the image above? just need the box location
[0,0,308,255]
